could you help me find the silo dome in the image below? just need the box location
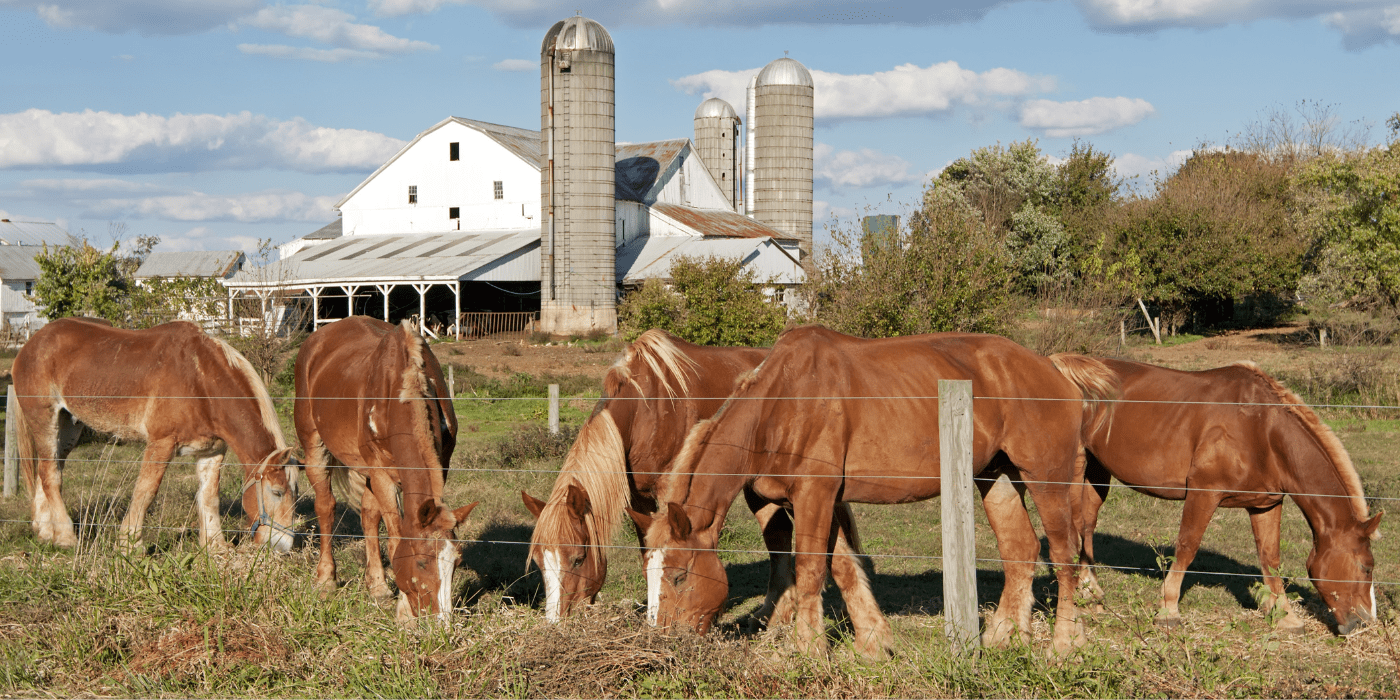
[694,97,738,120]
[756,57,813,88]
[541,14,614,54]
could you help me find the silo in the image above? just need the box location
[540,13,616,334]
[693,98,741,211]
[744,74,757,216]
[752,57,814,258]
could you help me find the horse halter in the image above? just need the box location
[241,473,298,542]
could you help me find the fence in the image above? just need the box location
[455,311,539,340]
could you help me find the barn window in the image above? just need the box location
[408,185,417,204]
[449,142,459,161]
[449,207,460,219]
[493,181,504,200]
[25,281,33,294]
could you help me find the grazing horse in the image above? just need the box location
[521,330,891,657]
[643,326,1115,658]
[11,318,300,553]
[1072,358,1381,634]
[295,317,477,624]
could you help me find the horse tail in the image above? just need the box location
[1049,353,1121,442]
[329,466,367,513]
[9,390,36,499]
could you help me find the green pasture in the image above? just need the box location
[0,365,1397,697]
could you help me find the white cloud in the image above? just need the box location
[1111,149,1192,185]
[83,189,338,223]
[240,4,436,54]
[19,178,180,196]
[492,58,535,71]
[1324,6,1400,48]
[367,0,1015,25]
[1,0,262,35]
[238,44,381,62]
[1019,96,1156,137]
[813,143,921,190]
[0,109,407,173]
[1076,0,1400,47]
[673,61,1056,123]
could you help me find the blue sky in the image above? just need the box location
[1,0,1397,255]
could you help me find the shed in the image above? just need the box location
[0,220,76,247]
[134,250,246,281]
[616,235,803,290]
[0,246,48,338]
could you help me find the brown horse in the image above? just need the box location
[520,330,890,657]
[295,317,476,624]
[643,326,1115,657]
[11,318,300,553]
[1072,358,1381,634]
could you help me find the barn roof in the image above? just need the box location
[616,235,803,286]
[0,246,44,280]
[305,218,343,240]
[134,250,246,279]
[0,220,75,247]
[652,202,797,241]
[615,139,689,202]
[227,228,540,288]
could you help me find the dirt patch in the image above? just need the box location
[1126,324,1321,373]
[430,339,618,382]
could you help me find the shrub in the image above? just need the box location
[617,255,788,347]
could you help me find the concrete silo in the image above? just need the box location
[693,98,741,212]
[540,13,616,334]
[750,57,814,258]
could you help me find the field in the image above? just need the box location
[0,328,1398,697]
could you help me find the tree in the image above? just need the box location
[31,241,130,321]
[617,255,788,347]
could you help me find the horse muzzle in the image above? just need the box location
[1337,609,1374,636]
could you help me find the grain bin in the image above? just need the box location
[693,98,741,211]
[752,57,814,258]
[540,13,616,334]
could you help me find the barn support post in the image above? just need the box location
[344,285,361,319]
[938,379,979,655]
[3,384,16,498]
[376,284,392,322]
[454,280,461,341]
[310,286,322,328]
[548,384,560,435]
[412,283,430,336]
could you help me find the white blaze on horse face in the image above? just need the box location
[542,549,563,623]
[1372,583,1378,619]
[436,540,456,622]
[645,549,664,626]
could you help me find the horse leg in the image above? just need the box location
[303,446,338,592]
[193,453,228,550]
[369,470,404,599]
[1248,503,1305,633]
[26,403,63,545]
[790,483,840,657]
[979,472,1037,648]
[1157,489,1223,627]
[744,487,795,626]
[360,478,392,600]
[1020,457,1086,658]
[1075,457,1112,607]
[117,438,178,554]
[828,503,893,660]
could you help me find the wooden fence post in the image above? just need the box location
[548,384,560,435]
[4,384,17,498]
[447,365,455,399]
[939,379,979,654]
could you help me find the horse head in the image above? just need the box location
[244,446,302,553]
[1309,511,1382,635]
[523,484,606,622]
[632,503,727,634]
[393,499,479,625]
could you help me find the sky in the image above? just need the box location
[0,0,1397,256]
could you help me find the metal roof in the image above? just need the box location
[757,57,814,88]
[695,98,738,119]
[306,218,342,240]
[0,246,44,280]
[542,15,614,54]
[616,235,803,286]
[226,229,541,288]
[616,139,689,202]
[134,250,245,279]
[0,220,76,247]
[652,202,797,241]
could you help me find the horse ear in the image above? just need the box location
[521,491,546,519]
[566,483,592,517]
[626,508,652,532]
[416,499,441,529]
[1366,511,1383,541]
[452,502,478,526]
[666,502,692,541]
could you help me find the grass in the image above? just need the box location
[1,360,1398,697]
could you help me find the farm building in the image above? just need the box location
[0,219,77,338]
[234,14,811,337]
[133,250,246,282]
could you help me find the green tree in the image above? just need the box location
[1293,144,1400,311]
[31,241,129,321]
[617,255,788,346]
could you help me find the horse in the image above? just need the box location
[10,318,300,553]
[1071,358,1381,634]
[520,329,891,657]
[641,326,1118,658]
[294,317,477,624]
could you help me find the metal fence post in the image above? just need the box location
[4,384,17,497]
[939,379,979,654]
[548,384,560,435]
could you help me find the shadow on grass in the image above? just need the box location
[457,518,539,608]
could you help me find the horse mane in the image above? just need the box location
[394,322,447,494]
[210,336,287,450]
[607,329,700,401]
[1232,361,1369,522]
[1048,353,1121,441]
[529,410,629,565]
[653,417,721,511]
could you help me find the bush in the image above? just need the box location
[617,255,788,347]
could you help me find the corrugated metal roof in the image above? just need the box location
[757,57,813,88]
[0,246,44,279]
[0,220,76,247]
[652,202,797,241]
[134,250,245,279]
[542,15,614,54]
[227,229,541,288]
[616,139,688,202]
[306,218,342,240]
[616,235,803,286]
[454,117,543,169]
[695,98,738,119]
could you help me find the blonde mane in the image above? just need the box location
[608,329,700,400]
[530,410,629,564]
[210,336,287,450]
[1232,361,1369,521]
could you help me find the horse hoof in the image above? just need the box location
[1154,614,1182,629]
[1275,615,1307,635]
